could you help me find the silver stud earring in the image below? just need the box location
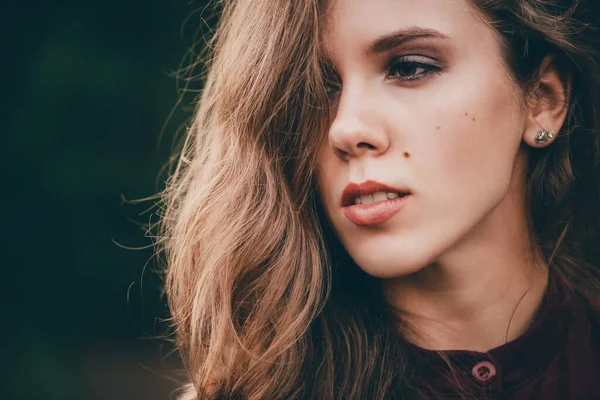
[534,129,555,144]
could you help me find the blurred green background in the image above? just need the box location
[5,1,212,399]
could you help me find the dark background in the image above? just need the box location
[5,1,213,399]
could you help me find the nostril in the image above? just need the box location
[357,142,375,149]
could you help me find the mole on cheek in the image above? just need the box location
[403,152,410,158]
[472,117,476,122]
[436,126,441,130]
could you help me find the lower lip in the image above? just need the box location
[343,194,411,226]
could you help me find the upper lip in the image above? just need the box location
[340,180,411,207]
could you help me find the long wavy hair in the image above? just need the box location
[157,0,600,398]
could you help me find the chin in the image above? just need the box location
[347,246,437,280]
[342,224,465,278]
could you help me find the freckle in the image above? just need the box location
[472,117,476,121]
[403,152,410,158]
[436,126,441,130]
[465,112,468,116]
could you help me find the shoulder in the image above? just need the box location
[578,290,600,331]
[591,296,600,312]
[589,296,600,321]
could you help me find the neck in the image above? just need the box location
[386,255,548,352]
[381,175,549,352]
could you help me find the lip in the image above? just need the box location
[340,180,411,207]
[343,193,411,226]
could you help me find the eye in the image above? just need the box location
[323,73,342,96]
[320,61,342,96]
[325,80,341,95]
[386,56,443,82]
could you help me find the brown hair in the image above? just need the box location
[156,0,600,398]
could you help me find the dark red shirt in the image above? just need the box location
[405,271,600,399]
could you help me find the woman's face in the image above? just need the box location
[315,0,530,278]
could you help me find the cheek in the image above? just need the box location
[412,70,522,196]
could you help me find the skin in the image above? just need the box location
[315,0,569,351]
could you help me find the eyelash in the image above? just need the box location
[323,56,442,94]
[386,56,442,82]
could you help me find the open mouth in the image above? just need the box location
[343,193,411,226]
[344,191,409,207]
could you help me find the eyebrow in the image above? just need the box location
[367,26,450,55]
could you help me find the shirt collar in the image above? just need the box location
[403,269,575,395]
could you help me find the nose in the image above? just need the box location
[327,85,390,160]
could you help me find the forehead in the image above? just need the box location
[320,0,490,64]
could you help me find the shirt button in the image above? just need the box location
[472,361,497,382]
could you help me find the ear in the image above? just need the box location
[522,55,571,148]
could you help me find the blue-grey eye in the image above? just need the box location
[387,56,442,82]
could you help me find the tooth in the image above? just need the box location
[386,192,399,199]
[354,197,362,205]
[372,192,388,203]
[360,194,374,204]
